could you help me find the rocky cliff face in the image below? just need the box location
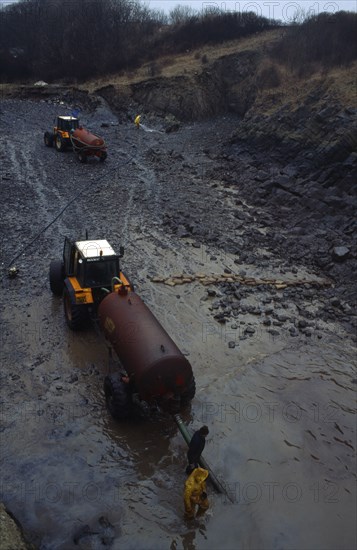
[130,50,261,120]
[0,503,31,550]
[98,50,261,121]
[96,48,357,309]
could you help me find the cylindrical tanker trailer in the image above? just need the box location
[71,127,107,163]
[98,287,196,419]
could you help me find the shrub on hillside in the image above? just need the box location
[162,11,277,52]
[148,62,162,77]
[257,62,281,89]
[0,0,164,81]
[272,11,357,71]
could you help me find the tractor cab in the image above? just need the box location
[45,116,80,151]
[63,238,124,290]
[55,116,79,136]
[49,237,129,329]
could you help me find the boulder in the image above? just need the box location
[0,503,29,550]
[331,246,350,262]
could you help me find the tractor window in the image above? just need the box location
[73,250,80,275]
[84,259,118,288]
[63,238,75,275]
[77,258,84,284]
[68,119,79,131]
[58,118,79,132]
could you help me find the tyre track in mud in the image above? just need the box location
[108,126,219,350]
[1,100,122,267]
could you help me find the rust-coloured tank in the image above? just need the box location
[98,290,194,401]
[72,128,105,149]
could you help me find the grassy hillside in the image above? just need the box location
[85,30,281,89]
[83,27,357,117]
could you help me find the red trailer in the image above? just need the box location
[99,289,195,418]
[70,127,107,163]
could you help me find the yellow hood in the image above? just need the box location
[191,467,209,483]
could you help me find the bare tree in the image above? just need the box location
[169,5,197,25]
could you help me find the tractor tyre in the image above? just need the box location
[181,377,196,406]
[49,260,64,296]
[44,132,54,147]
[63,287,89,330]
[99,152,107,162]
[55,134,66,152]
[78,151,87,163]
[104,375,132,420]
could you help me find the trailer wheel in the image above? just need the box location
[44,131,54,147]
[55,134,66,152]
[181,377,196,406]
[78,152,87,163]
[49,260,64,296]
[104,375,132,420]
[63,288,89,330]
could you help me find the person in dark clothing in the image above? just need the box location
[186,426,209,475]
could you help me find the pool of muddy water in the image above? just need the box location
[1,275,356,550]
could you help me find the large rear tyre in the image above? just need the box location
[44,131,54,147]
[49,260,64,296]
[63,287,89,330]
[55,134,66,152]
[104,375,132,420]
[181,377,196,406]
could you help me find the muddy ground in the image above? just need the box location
[0,96,356,550]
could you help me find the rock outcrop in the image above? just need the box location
[0,503,32,550]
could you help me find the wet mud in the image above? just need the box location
[0,98,356,549]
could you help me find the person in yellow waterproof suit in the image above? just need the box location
[184,467,209,519]
[134,114,141,129]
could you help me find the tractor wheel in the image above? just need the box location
[181,377,196,406]
[104,375,132,420]
[49,260,64,296]
[44,131,54,147]
[63,287,89,330]
[99,152,107,162]
[78,151,87,163]
[55,134,66,152]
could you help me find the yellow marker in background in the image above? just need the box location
[134,115,141,129]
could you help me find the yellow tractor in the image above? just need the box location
[49,237,132,329]
[44,116,79,152]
